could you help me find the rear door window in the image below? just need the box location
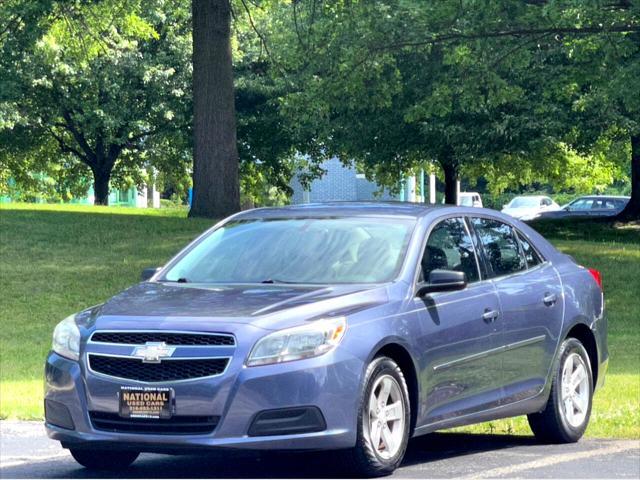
[471,218,526,277]
[516,232,543,268]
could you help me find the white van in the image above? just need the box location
[459,192,483,207]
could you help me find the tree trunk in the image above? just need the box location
[92,167,111,206]
[616,134,639,221]
[189,0,240,218]
[442,162,458,205]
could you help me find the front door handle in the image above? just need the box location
[482,309,499,323]
[543,293,558,306]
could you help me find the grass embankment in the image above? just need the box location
[0,205,638,438]
[0,204,211,418]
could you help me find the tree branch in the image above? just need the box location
[292,1,308,50]
[0,14,21,39]
[60,111,96,161]
[48,127,90,165]
[125,123,171,144]
[375,24,640,51]
[239,0,272,59]
[491,31,555,67]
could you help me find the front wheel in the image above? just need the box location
[69,448,139,470]
[528,337,593,443]
[342,356,411,477]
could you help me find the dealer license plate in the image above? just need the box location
[119,386,173,419]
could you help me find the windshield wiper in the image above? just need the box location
[260,278,297,284]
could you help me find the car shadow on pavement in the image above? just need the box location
[402,432,539,467]
[1,432,539,479]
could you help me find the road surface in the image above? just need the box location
[1,421,638,478]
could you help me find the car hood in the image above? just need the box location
[82,281,390,331]
[501,207,539,218]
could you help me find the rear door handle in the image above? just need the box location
[543,293,558,306]
[482,309,499,323]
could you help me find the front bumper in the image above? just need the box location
[45,350,361,452]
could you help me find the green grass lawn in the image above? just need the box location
[1,204,638,439]
[0,204,212,419]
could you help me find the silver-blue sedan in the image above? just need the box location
[45,202,608,476]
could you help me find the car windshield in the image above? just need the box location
[162,217,416,284]
[459,196,474,207]
[509,197,540,208]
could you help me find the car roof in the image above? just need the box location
[235,201,450,219]
[574,195,630,200]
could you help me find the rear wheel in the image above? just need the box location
[343,356,410,477]
[528,338,593,443]
[69,448,139,470]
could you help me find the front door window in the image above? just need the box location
[421,217,480,283]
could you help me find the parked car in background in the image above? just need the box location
[459,192,483,207]
[45,203,607,477]
[501,195,561,221]
[537,195,630,219]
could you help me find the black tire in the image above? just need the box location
[342,356,411,477]
[69,448,139,470]
[528,337,593,443]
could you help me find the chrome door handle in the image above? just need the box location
[543,293,557,306]
[482,309,499,323]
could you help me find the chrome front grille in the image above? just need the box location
[86,330,234,382]
[90,331,235,346]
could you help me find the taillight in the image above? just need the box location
[588,268,603,291]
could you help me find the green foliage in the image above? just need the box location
[1,0,193,200]
[1,0,302,205]
[467,141,630,197]
[2,0,638,205]
[262,0,639,196]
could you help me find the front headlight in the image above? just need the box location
[246,317,346,367]
[52,315,80,361]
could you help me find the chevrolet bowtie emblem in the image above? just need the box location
[132,342,176,363]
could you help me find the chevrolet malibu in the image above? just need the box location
[45,203,608,476]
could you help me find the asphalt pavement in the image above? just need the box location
[1,421,638,478]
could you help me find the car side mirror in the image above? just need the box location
[141,267,161,281]
[416,270,467,296]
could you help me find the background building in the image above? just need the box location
[289,157,396,204]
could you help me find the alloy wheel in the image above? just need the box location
[561,352,590,428]
[366,374,405,459]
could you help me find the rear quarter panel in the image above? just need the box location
[553,258,608,388]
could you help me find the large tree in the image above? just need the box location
[265,1,639,207]
[189,0,240,217]
[562,4,640,220]
[1,0,192,205]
